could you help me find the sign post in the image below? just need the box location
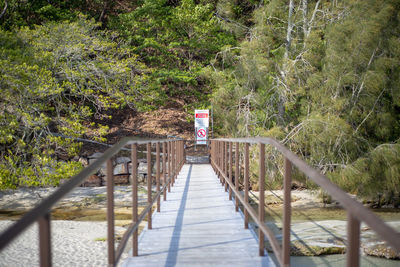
[195,110,209,146]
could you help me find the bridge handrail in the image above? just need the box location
[0,137,185,267]
[210,137,400,267]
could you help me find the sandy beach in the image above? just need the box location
[0,220,129,267]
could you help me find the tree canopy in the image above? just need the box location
[0,0,399,205]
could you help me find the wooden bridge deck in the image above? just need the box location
[122,164,275,267]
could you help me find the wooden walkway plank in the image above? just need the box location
[122,164,275,267]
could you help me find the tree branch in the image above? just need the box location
[0,0,8,20]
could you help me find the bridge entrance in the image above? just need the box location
[184,141,210,164]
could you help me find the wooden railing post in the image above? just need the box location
[347,213,360,267]
[259,143,265,256]
[218,141,221,183]
[167,141,171,192]
[213,141,216,168]
[175,141,177,179]
[156,142,160,212]
[223,141,226,190]
[229,142,233,200]
[181,140,184,166]
[224,141,228,191]
[162,142,167,201]
[235,142,239,212]
[107,159,115,266]
[39,213,51,267]
[244,143,249,229]
[131,144,138,256]
[220,141,223,185]
[172,141,175,186]
[147,143,152,230]
[210,140,213,168]
[283,158,292,266]
[177,141,180,167]
[177,141,180,169]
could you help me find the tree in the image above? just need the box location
[0,16,148,188]
[210,0,400,202]
[113,0,235,106]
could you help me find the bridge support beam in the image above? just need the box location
[162,143,167,201]
[156,143,160,212]
[229,142,233,201]
[107,159,115,265]
[131,144,138,257]
[347,213,360,267]
[39,213,51,267]
[244,143,249,229]
[282,158,292,266]
[259,143,265,256]
[147,143,152,230]
[235,142,239,212]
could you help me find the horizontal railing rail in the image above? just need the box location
[0,137,185,267]
[210,137,400,267]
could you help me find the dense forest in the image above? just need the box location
[0,0,399,205]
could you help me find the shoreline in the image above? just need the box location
[1,187,399,261]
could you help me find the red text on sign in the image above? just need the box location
[195,113,208,118]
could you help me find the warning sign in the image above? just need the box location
[195,110,209,128]
[197,128,206,138]
[195,109,209,145]
[196,127,207,145]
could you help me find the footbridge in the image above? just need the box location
[0,137,399,267]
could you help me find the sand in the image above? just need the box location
[0,220,129,267]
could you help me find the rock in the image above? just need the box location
[152,163,163,174]
[138,173,146,183]
[80,175,102,187]
[114,175,130,185]
[136,159,163,175]
[363,242,400,259]
[79,157,89,166]
[115,157,131,165]
[103,175,130,185]
[88,152,103,164]
[114,163,129,175]
[290,240,345,256]
[113,157,132,175]
[138,161,148,174]
[88,152,107,175]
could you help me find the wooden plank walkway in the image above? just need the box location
[122,164,275,267]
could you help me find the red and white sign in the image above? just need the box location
[197,128,206,138]
[195,110,209,128]
[195,109,209,145]
[195,113,208,118]
[196,127,207,145]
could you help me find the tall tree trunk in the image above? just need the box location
[284,0,295,61]
[278,0,295,126]
[302,0,308,46]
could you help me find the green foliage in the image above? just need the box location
[330,144,400,206]
[1,0,399,204]
[0,1,77,30]
[210,0,400,201]
[0,16,147,188]
[112,0,235,106]
[0,0,238,189]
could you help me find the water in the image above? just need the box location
[291,254,399,267]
